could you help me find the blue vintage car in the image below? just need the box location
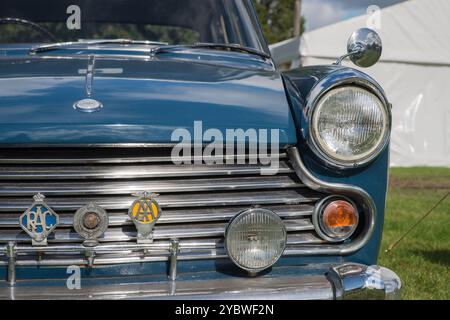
[0,0,401,299]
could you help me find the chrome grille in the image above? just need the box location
[0,146,331,267]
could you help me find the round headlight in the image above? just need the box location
[311,85,390,167]
[225,208,287,272]
[313,197,359,242]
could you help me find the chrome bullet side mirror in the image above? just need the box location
[336,28,382,68]
[347,28,382,67]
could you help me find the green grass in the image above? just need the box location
[378,167,450,300]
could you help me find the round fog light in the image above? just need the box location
[314,197,359,242]
[225,208,287,272]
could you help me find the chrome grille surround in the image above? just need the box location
[0,146,375,269]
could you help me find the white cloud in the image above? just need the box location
[302,0,347,31]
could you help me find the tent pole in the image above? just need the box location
[294,0,302,37]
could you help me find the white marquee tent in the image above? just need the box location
[270,0,450,167]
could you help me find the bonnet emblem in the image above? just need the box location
[74,55,103,113]
[74,98,103,113]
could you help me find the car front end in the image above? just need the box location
[0,0,400,300]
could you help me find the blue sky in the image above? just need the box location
[302,0,407,31]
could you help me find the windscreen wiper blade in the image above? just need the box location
[151,42,271,59]
[29,39,169,55]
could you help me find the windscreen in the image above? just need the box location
[0,0,268,53]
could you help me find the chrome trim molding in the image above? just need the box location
[6,242,16,286]
[169,239,180,281]
[1,223,226,242]
[0,153,285,164]
[0,143,288,149]
[0,232,326,268]
[85,55,95,98]
[287,147,376,255]
[73,56,103,113]
[327,263,402,300]
[0,190,318,212]
[1,275,335,300]
[0,143,182,149]
[0,176,299,195]
[0,263,400,300]
[0,204,315,227]
[304,68,392,169]
[312,195,359,242]
[0,163,293,180]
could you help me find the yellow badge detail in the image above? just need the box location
[131,198,160,224]
[128,192,161,243]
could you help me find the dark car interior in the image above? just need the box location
[0,0,264,48]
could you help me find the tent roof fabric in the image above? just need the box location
[300,0,450,66]
[296,0,450,167]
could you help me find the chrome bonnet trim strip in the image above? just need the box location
[0,143,180,148]
[0,153,286,164]
[0,143,290,149]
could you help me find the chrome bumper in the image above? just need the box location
[0,263,401,300]
[328,263,402,300]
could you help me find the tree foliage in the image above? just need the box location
[0,1,303,45]
[0,23,199,44]
[254,0,305,44]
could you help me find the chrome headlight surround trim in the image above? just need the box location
[305,69,392,169]
[312,195,360,243]
[287,146,376,255]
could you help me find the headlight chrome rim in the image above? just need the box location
[225,208,287,272]
[313,196,359,242]
[307,77,391,169]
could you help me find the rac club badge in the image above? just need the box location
[19,193,59,246]
[128,191,162,244]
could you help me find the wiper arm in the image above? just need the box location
[29,39,169,55]
[151,42,271,59]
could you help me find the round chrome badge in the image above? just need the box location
[73,98,103,113]
[74,203,109,246]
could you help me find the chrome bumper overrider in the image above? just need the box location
[0,263,401,300]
